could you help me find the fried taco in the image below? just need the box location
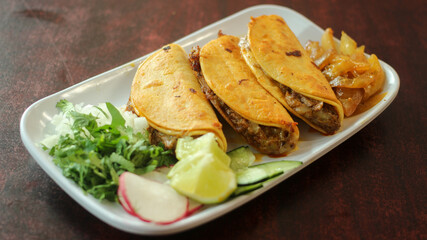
[240,15,344,134]
[190,34,299,155]
[128,43,227,151]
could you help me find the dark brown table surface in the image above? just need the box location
[1,0,426,239]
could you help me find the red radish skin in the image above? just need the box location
[119,172,189,224]
[117,183,136,216]
[118,174,137,216]
[118,189,133,215]
[186,199,203,216]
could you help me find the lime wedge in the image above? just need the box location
[169,133,231,178]
[169,133,236,204]
[175,133,230,166]
[170,153,236,204]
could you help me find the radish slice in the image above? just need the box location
[119,172,188,224]
[118,173,137,216]
[141,170,169,183]
[187,199,203,216]
[117,185,135,216]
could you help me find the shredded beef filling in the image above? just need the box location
[147,127,178,150]
[190,48,296,155]
[239,38,340,134]
[278,84,340,134]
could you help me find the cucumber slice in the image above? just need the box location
[236,167,270,186]
[232,182,263,197]
[254,160,302,177]
[236,160,302,186]
[227,146,255,172]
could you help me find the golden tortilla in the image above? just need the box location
[246,15,344,133]
[130,43,227,151]
[200,35,298,131]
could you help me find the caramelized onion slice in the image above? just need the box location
[334,87,364,117]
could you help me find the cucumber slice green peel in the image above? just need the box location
[236,160,302,186]
[232,160,302,197]
[226,146,302,197]
[232,182,263,197]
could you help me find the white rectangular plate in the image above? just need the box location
[20,4,399,236]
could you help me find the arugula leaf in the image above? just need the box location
[46,100,176,202]
[106,102,126,128]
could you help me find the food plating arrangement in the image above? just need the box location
[21,5,399,235]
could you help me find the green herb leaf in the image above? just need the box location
[106,102,125,128]
[45,100,177,202]
[56,99,74,114]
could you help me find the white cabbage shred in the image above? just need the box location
[41,103,148,149]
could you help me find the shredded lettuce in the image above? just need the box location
[45,100,176,202]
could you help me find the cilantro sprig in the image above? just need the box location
[45,100,176,202]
